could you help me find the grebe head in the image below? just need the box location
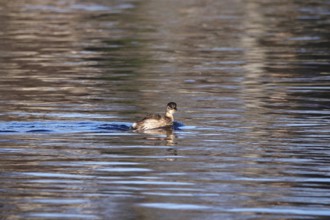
[166,102,177,115]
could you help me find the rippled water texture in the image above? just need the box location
[0,0,330,219]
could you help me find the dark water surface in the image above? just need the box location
[1,0,330,219]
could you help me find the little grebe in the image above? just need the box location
[132,102,177,131]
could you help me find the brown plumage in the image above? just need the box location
[132,102,177,131]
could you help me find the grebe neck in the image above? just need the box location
[165,111,174,121]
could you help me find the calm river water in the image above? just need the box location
[0,0,330,219]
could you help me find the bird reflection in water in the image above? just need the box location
[134,126,178,156]
[135,126,176,146]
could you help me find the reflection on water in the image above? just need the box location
[0,0,330,219]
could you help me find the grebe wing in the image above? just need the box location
[139,118,164,130]
[133,114,165,130]
[142,113,162,120]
